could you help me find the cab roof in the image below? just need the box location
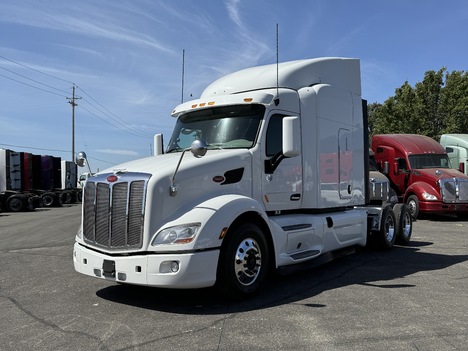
[372,134,445,154]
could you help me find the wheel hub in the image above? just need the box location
[234,239,262,286]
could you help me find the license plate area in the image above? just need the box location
[102,260,116,278]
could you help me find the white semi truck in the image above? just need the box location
[440,134,468,176]
[74,57,407,298]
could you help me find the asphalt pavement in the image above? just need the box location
[0,205,467,351]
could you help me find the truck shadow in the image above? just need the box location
[96,241,468,314]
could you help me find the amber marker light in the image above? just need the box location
[219,227,229,240]
[244,98,253,102]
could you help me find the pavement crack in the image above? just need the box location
[0,294,111,351]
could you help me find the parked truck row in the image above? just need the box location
[0,149,82,212]
[371,134,468,219]
[73,57,414,299]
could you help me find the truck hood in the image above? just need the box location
[414,168,468,181]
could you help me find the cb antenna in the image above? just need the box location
[181,49,185,103]
[274,23,280,106]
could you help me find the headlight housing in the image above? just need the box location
[152,223,201,246]
[421,192,437,200]
[76,225,83,239]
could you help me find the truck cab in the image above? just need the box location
[440,134,468,176]
[73,58,407,299]
[372,134,468,219]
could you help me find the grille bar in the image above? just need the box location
[82,172,151,250]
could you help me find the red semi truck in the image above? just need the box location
[371,134,468,219]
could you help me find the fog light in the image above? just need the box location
[171,261,179,273]
[160,260,180,273]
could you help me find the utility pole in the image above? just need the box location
[67,85,81,161]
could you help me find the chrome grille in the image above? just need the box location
[368,179,389,202]
[440,178,468,203]
[83,172,151,250]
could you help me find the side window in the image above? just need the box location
[397,158,408,170]
[266,114,285,156]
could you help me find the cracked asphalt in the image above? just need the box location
[1,205,468,351]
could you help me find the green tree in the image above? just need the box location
[368,67,467,140]
[440,70,468,134]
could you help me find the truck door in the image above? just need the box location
[261,114,302,211]
[394,157,410,194]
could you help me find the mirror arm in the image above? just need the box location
[264,152,285,174]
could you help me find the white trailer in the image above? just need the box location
[74,57,406,298]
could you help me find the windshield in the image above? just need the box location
[408,154,451,169]
[167,104,265,152]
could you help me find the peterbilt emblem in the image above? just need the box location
[107,175,118,183]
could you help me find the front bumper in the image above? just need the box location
[418,201,468,215]
[73,243,219,289]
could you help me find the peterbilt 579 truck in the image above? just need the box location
[372,134,468,219]
[74,57,409,298]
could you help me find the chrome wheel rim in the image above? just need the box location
[234,238,262,286]
[385,214,395,242]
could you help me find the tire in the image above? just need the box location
[373,205,396,250]
[394,204,412,245]
[76,190,83,202]
[217,223,270,299]
[6,195,24,212]
[41,193,56,207]
[406,194,419,219]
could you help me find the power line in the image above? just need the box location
[0,66,70,95]
[0,72,68,98]
[0,55,74,85]
[78,86,153,138]
[1,54,154,140]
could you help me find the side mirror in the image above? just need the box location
[190,139,208,158]
[282,116,300,157]
[154,134,164,156]
[75,151,87,167]
[75,151,93,174]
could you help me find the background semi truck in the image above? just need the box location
[440,134,468,176]
[73,57,411,299]
[372,134,468,219]
[0,148,82,211]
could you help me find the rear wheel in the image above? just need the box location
[394,204,412,245]
[406,195,419,219]
[217,223,270,299]
[372,205,396,250]
[41,193,55,207]
[6,195,24,212]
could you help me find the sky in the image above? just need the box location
[1,0,468,173]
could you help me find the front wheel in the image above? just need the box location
[217,223,270,299]
[406,195,419,219]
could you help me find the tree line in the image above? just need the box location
[368,68,468,140]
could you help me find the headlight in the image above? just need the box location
[421,192,437,200]
[152,223,201,246]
